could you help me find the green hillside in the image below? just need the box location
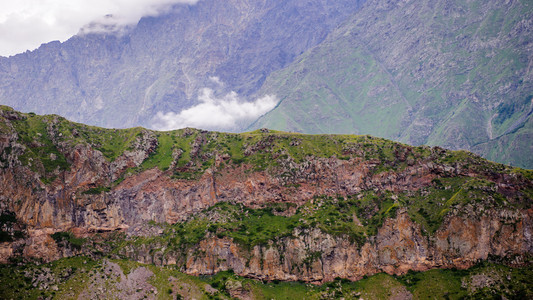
[251,0,533,169]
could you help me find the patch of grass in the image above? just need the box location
[398,269,466,299]
[0,256,99,300]
[51,231,86,250]
[250,279,320,299]
[112,259,142,276]
[138,133,174,171]
[147,265,214,300]
[55,120,145,162]
[396,261,533,299]
[82,186,111,195]
[12,114,70,182]
[221,206,296,248]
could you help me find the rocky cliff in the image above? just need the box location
[176,208,533,283]
[0,106,532,284]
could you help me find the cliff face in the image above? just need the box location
[120,208,533,283]
[0,107,532,283]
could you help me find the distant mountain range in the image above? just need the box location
[250,0,533,169]
[0,0,363,129]
[0,0,532,168]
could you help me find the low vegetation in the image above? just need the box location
[1,256,531,299]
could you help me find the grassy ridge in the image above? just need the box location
[5,106,530,185]
[2,107,438,182]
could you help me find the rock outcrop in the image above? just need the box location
[120,208,533,283]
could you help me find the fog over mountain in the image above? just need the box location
[0,0,363,131]
[0,0,199,56]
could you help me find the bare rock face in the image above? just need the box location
[76,260,156,299]
[0,243,13,264]
[433,209,533,263]
[374,211,431,274]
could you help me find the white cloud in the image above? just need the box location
[0,0,198,57]
[153,88,278,132]
[209,76,224,87]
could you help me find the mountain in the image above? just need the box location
[0,0,363,130]
[1,107,532,297]
[250,0,533,169]
[1,0,531,169]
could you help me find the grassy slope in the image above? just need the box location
[250,0,533,169]
[248,31,409,138]
[472,113,533,168]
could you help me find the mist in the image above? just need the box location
[153,88,278,132]
[0,0,198,56]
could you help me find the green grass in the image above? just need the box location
[112,259,142,276]
[138,132,175,171]
[0,256,100,300]
[82,186,111,195]
[249,279,320,299]
[11,114,70,182]
[6,109,149,184]
[50,231,86,250]
[399,269,466,298]
[396,262,533,299]
[51,115,145,162]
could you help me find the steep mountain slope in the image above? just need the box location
[251,0,533,169]
[0,0,363,129]
[1,107,532,286]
